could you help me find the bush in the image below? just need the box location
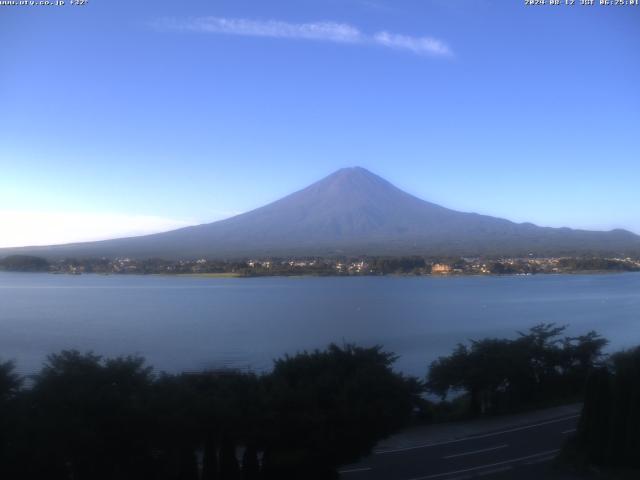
[0,344,422,480]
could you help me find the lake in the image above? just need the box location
[1,272,639,377]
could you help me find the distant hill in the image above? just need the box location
[2,167,639,259]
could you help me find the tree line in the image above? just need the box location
[2,254,639,276]
[0,325,635,479]
[0,345,421,480]
[566,346,640,471]
[426,324,608,418]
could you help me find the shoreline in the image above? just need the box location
[1,269,638,278]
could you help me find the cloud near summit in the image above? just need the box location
[154,16,453,57]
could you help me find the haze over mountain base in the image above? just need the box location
[2,168,639,260]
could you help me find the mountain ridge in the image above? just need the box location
[2,167,639,259]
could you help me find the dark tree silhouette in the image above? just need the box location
[427,324,608,416]
[0,360,23,478]
[0,343,423,479]
[261,344,422,479]
[24,351,155,480]
[0,360,21,401]
[574,347,640,470]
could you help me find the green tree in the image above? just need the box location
[574,347,640,469]
[0,360,21,401]
[427,324,607,417]
[27,351,155,480]
[0,255,49,272]
[262,344,422,479]
[0,360,23,477]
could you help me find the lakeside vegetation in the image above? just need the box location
[1,324,635,479]
[562,346,640,476]
[1,254,639,277]
[0,344,420,480]
[426,324,608,419]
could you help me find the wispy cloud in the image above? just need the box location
[373,31,452,57]
[165,17,363,44]
[153,16,453,58]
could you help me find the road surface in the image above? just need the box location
[339,406,581,480]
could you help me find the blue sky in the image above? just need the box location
[1,0,639,247]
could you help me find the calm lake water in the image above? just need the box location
[1,272,639,377]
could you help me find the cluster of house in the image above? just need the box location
[110,258,142,273]
[48,255,640,276]
[335,261,369,273]
[431,263,453,274]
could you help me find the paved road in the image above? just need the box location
[339,412,580,480]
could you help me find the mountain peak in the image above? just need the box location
[314,167,393,193]
[323,166,378,182]
[332,166,371,175]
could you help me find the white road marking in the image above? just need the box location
[562,428,577,434]
[376,414,579,454]
[477,466,513,477]
[406,449,560,480]
[339,466,373,474]
[523,455,557,465]
[443,444,508,459]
